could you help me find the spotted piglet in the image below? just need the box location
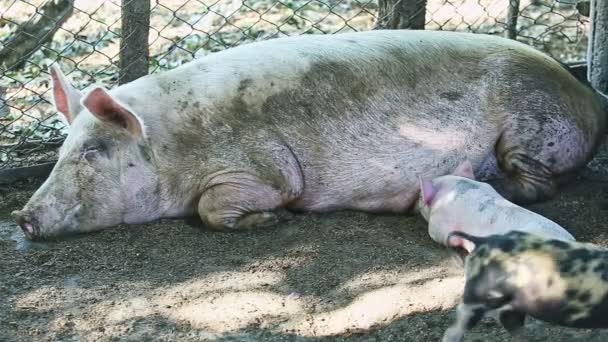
[442,230,608,342]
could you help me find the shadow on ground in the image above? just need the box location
[3,147,608,341]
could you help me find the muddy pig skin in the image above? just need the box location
[443,231,608,342]
[418,160,575,254]
[13,29,608,240]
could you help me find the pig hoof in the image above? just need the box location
[235,212,279,229]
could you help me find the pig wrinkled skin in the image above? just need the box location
[13,30,608,240]
[418,160,575,254]
[443,230,608,342]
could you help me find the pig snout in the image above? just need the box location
[12,210,41,240]
[11,198,79,240]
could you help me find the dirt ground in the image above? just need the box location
[4,149,608,342]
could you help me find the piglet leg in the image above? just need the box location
[442,303,488,342]
[498,309,526,334]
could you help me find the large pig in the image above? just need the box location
[418,160,575,254]
[12,30,608,240]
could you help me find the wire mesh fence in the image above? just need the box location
[0,0,591,174]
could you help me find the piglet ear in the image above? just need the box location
[452,160,475,179]
[419,177,437,206]
[82,87,144,137]
[49,65,82,124]
[447,233,476,254]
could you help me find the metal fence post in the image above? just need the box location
[119,0,151,85]
[588,0,608,94]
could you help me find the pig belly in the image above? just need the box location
[475,152,504,181]
[287,176,420,213]
[270,83,500,214]
[286,138,499,212]
[288,151,494,213]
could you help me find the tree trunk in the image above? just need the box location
[119,0,150,85]
[374,0,427,30]
[588,0,608,94]
[0,0,74,71]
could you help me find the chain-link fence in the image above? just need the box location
[0,0,590,177]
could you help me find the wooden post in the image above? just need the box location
[375,0,427,30]
[119,0,150,85]
[505,0,520,39]
[588,0,608,94]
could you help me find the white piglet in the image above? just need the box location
[417,160,575,254]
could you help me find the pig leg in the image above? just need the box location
[486,81,600,205]
[442,303,488,342]
[198,141,303,230]
[489,142,556,205]
[197,176,293,230]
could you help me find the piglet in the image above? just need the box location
[443,230,608,342]
[417,160,575,254]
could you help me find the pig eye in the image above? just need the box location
[81,146,99,161]
[80,142,108,162]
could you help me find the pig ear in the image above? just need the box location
[49,65,83,124]
[82,87,144,137]
[452,160,475,179]
[419,177,437,206]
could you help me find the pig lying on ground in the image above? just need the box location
[418,160,575,254]
[13,29,608,240]
[443,230,608,342]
